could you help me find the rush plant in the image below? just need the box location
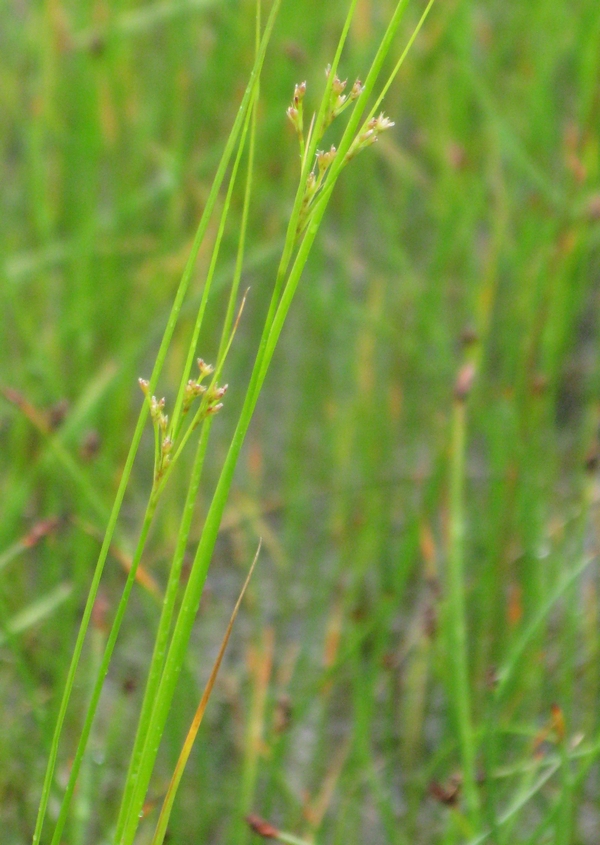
[31,1,435,842]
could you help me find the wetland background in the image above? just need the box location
[1,0,600,842]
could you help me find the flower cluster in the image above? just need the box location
[323,66,363,129]
[286,81,306,144]
[286,69,394,237]
[297,144,337,234]
[181,357,214,415]
[139,357,227,483]
[346,112,395,162]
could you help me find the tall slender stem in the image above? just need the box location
[447,391,480,827]
[50,491,160,845]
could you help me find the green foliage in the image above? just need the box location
[1,0,600,843]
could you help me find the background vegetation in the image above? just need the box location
[1,0,600,842]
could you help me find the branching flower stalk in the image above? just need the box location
[112,296,247,845]
[46,305,244,845]
[286,81,306,160]
[48,117,254,845]
[139,358,227,489]
[33,1,437,843]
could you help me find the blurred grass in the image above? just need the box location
[1,0,600,842]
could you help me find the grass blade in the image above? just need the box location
[150,541,261,845]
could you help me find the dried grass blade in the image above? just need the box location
[149,541,262,845]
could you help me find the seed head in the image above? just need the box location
[305,171,317,194]
[317,145,337,173]
[346,112,395,161]
[371,112,395,133]
[186,378,206,397]
[350,79,364,100]
[332,75,347,96]
[293,81,306,104]
[150,395,166,422]
[207,383,228,408]
[197,358,214,378]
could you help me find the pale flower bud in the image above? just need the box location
[350,79,364,100]
[317,145,337,172]
[332,75,346,96]
[197,358,214,378]
[293,81,306,104]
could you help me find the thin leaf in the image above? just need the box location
[150,541,261,845]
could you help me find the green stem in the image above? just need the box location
[367,0,436,121]
[71,624,104,845]
[320,0,413,190]
[32,7,280,842]
[447,399,480,827]
[116,10,264,834]
[555,475,592,845]
[170,92,255,438]
[32,403,150,845]
[265,0,359,318]
[113,422,213,841]
[118,109,342,845]
[301,0,423,235]
[215,104,258,362]
[50,491,160,845]
[116,4,428,821]
[216,7,260,367]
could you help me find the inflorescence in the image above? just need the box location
[139,358,227,483]
[287,67,394,237]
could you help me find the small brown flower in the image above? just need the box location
[246,814,280,839]
[453,363,476,402]
[429,773,462,806]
